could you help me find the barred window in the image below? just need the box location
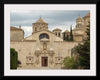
[39,33,49,40]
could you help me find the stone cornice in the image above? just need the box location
[11,40,36,42]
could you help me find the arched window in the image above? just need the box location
[35,27,37,31]
[39,33,49,40]
[56,32,57,36]
[58,33,60,37]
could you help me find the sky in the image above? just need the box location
[10,10,89,37]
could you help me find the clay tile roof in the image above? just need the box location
[10,26,23,31]
[77,16,82,20]
[83,12,90,18]
[85,12,90,17]
[34,17,47,24]
[62,30,70,33]
[64,30,69,32]
[53,28,62,31]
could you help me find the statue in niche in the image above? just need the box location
[43,42,47,50]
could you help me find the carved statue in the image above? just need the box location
[43,42,47,50]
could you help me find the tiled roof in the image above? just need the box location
[62,30,70,33]
[83,12,90,18]
[34,17,47,24]
[76,16,82,20]
[53,28,62,31]
[85,12,90,17]
[10,26,23,31]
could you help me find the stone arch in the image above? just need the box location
[39,33,49,40]
[58,32,60,37]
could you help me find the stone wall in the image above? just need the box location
[10,41,81,69]
[10,30,24,41]
[33,23,48,33]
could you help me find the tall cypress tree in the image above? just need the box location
[66,34,69,41]
[75,22,90,69]
[70,25,73,41]
[63,32,66,41]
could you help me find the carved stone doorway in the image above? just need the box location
[42,57,48,67]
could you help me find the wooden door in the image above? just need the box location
[42,57,48,67]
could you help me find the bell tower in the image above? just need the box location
[76,16,83,28]
[32,17,48,33]
[52,28,62,38]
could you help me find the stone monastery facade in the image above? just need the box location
[10,12,90,69]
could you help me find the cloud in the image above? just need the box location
[21,26,32,38]
[10,10,89,37]
[14,24,76,38]
[10,10,89,26]
[15,26,32,38]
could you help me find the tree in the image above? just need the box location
[70,25,73,41]
[10,48,18,69]
[63,22,90,69]
[75,22,90,69]
[63,57,79,69]
[63,32,66,41]
[66,34,69,41]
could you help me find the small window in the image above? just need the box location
[35,27,37,31]
[56,33,57,36]
[58,33,60,37]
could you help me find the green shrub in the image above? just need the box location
[63,57,79,69]
[10,48,18,69]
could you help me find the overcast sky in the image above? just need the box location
[10,10,89,37]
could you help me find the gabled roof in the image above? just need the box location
[53,28,62,31]
[62,30,70,33]
[34,17,47,24]
[24,35,33,40]
[25,29,63,42]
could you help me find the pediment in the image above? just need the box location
[24,35,33,40]
[23,30,63,42]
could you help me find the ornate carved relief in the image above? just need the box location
[35,50,40,64]
[26,52,34,65]
[43,42,47,50]
[34,41,55,65]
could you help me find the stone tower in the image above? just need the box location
[32,17,48,33]
[76,16,83,28]
[83,12,90,28]
[52,28,62,38]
